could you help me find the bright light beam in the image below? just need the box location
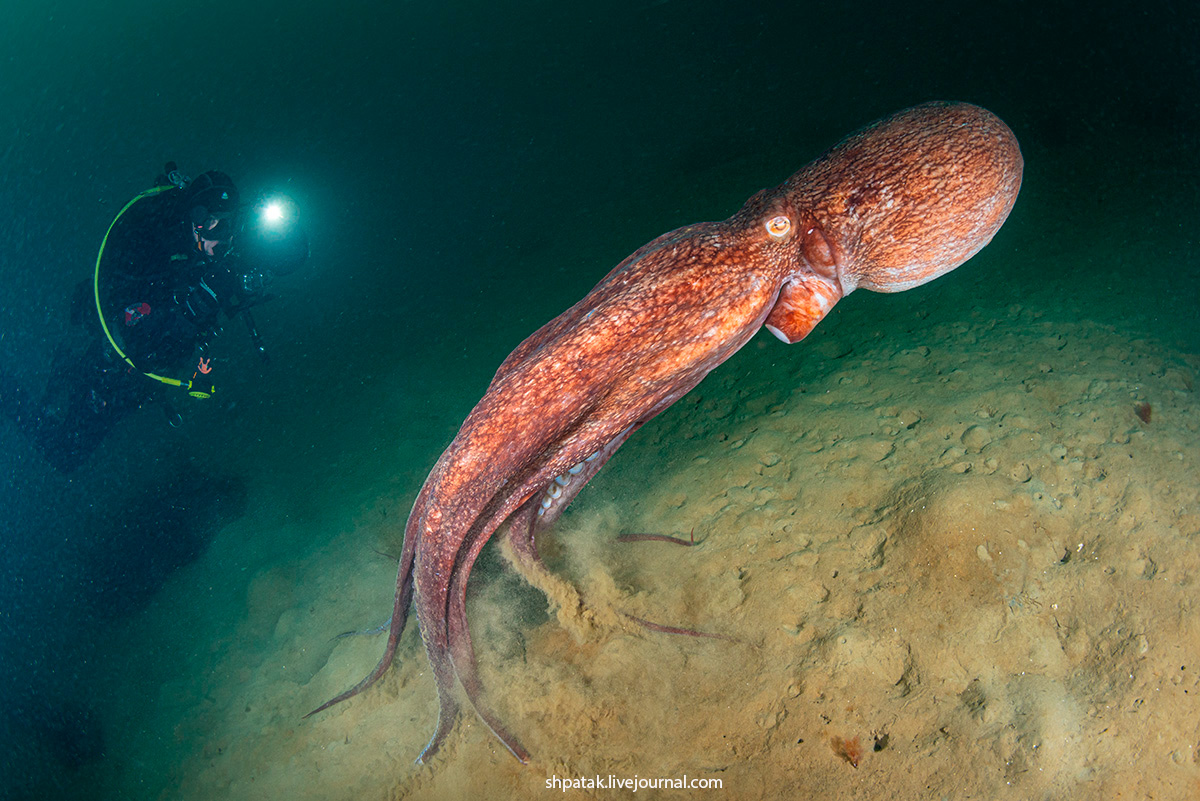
[261,201,286,226]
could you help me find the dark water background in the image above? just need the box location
[0,1,1196,797]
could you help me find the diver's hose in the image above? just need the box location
[93,184,214,398]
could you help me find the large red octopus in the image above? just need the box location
[309,101,1024,763]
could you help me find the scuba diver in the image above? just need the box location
[1,164,309,472]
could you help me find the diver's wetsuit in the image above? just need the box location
[5,185,251,472]
[100,185,230,373]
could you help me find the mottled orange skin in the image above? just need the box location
[309,102,1023,764]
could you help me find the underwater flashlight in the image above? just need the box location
[262,201,286,225]
[237,192,309,277]
[257,195,296,232]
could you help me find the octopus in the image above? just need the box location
[307,101,1024,764]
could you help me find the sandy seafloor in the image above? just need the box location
[76,148,1200,801]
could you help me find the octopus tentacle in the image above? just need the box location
[415,637,460,764]
[303,499,422,719]
[510,423,640,564]
[445,540,529,762]
[433,427,640,758]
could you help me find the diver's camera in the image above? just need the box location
[240,269,268,297]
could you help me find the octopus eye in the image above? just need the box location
[765,215,792,240]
